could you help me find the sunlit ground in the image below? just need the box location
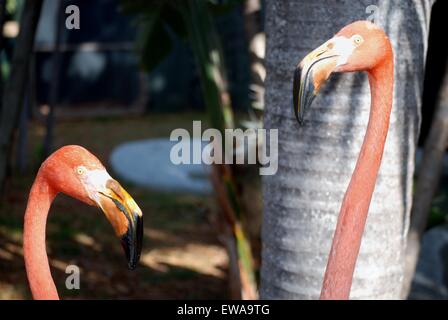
[0,112,230,299]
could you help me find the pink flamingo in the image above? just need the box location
[23,145,143,299]
[293,21,394,299]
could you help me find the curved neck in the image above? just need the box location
[23,173,59,300]
[320,58,394,299]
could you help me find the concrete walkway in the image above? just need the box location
[110,138,212,195]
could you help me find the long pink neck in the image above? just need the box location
[23,173,59,300]
[320,58,394,299]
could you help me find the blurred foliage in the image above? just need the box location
[119,0,242,72]
[1,0,23,80]
[428,192,448,230]
[6,0,23,20]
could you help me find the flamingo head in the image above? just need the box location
[39,145,143,270]
[293,20,393,124]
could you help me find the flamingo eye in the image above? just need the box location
[76,166,86,175]
[352,35,363,45]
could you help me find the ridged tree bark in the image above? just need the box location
[261,0,434,299]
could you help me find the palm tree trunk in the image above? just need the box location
[261,0,434,299]
[0,0,43,193]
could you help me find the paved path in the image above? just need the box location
[110,138,212,195]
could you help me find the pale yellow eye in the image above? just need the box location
[352,35,363,45]
[76,166,86,175]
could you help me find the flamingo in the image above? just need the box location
[23,145,143,299]
[293,21,394,299]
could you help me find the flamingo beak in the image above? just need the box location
[97,179,143,270]
[293,40,341,124]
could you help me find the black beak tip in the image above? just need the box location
[294,108,304,125]
[293,64,317,126]
[121,214,143,271]
[127,261,137,270]
[121,235,140,271]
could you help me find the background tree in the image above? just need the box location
[0,0,42,193]
[261,0,434,299]
[42,0,65,159]
[0,0,8,113]
[243,0,264,113]
[403,45,448,297]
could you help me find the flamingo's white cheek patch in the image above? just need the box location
[81,169,113,202]
[332,36,356,67]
